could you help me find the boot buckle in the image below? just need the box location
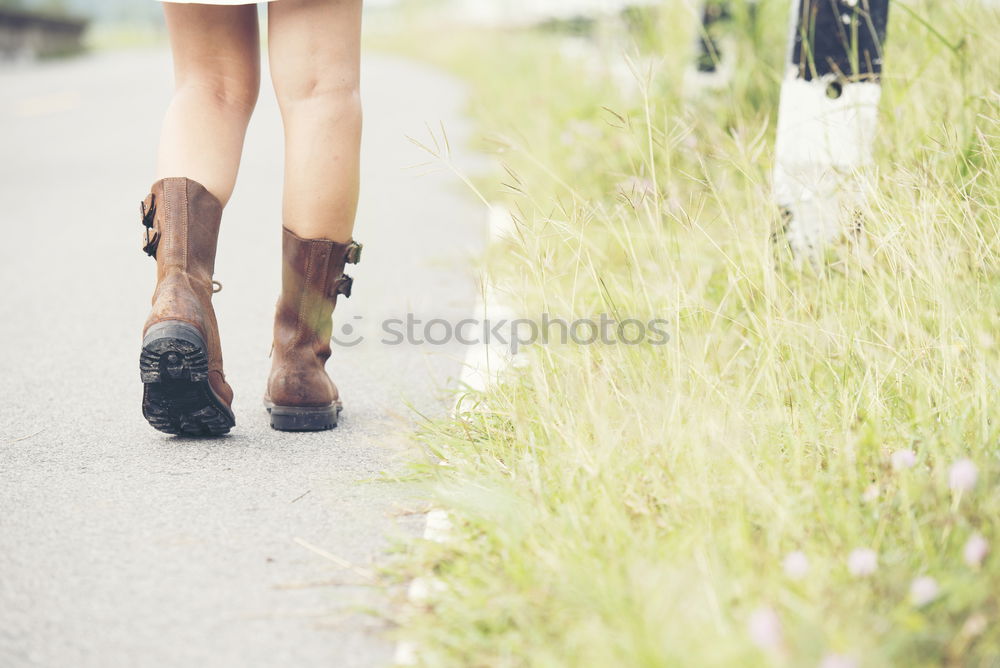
[140,194,156,228]
[332,274,354,299]
[142,227,160,258]
[140,194,160,258]
[345,241,363,265]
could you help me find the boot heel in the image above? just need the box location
[266,403,342,432]
[140,320,235,437]
[140,321,209,383]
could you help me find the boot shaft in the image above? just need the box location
[142,177,223,287]
[140,177,232,407]
[274,227,361,357]
[267,228,361,410]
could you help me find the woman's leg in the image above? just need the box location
[267,0,363,242]
[156,3,261,205]
[263,0,363,431]
[139,4,259,437]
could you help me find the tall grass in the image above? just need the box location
[383,1,1000,664]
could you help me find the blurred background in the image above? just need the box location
[0,0,158,60]
[0,0,668,63]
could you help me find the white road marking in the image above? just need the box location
[393,510,457,665]
[396,204,514,665]
[455,204,522,411]
[422,508,455,543]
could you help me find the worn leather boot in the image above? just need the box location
[139,177,235,436]
[265,227,362,431]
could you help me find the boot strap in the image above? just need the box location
[331,274,354,299]
[345,241,363,265]
[140,193,160,258]
[329,241,361,298]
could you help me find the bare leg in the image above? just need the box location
[268,0,363,242]
[156,4,261,205]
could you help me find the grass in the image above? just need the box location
[375,1,1000,665]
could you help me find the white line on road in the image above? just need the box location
[395,203,516,666]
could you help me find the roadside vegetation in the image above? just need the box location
[378,1,1000,665]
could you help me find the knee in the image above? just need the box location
[275,71,362,124]
[175,69,260,119]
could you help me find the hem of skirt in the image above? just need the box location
[159,1,278,4]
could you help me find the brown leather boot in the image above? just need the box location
[265,227,362,431]
[139,177,235,436]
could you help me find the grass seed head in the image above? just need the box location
[783,551,810,579]
[847,549,879,577]
[949,459,980,493]
[964,534,989,569]
[890,450,917,471]
[748,606,784,652]
[909,576,940,607]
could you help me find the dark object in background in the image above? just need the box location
[0,7,88,62]
[692,0,760,75]
[696,0,732,73]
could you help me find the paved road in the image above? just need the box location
[0,48,483,667]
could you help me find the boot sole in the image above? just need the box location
[140,321,235,437]
[265,401,342,432]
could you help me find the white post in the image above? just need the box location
[695,1,731,73]
[773,0,890,257]
[686,1,760,93]
[686,0,734,91]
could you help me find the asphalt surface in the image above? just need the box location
[0,48,484,667]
